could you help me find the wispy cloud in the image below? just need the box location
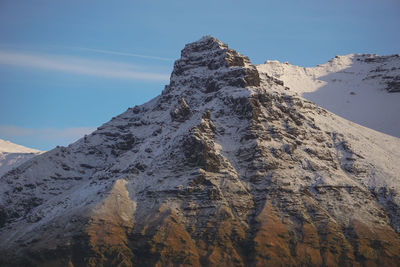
[0,50,170,81]
[0,125,96,150]
[66,46,173,61]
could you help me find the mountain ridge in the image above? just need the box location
[0,139,41,154]
[257,53,400,137]
[0,138,42,177]
[0,36,399,266]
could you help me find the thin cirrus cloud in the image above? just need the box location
[0,50,170,82]
[65,46,173,61]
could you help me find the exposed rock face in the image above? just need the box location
[1,36,400,267]
[170,97,192,122]
[169,36,260,93]
[387,75,400,92]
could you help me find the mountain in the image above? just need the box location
[0,139,42,177]
[1,36,400,266]
[257,54,400,138]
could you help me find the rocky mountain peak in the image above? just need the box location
[168,36,260,94]
[179,36,249,68]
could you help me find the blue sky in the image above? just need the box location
[0,0,399,150]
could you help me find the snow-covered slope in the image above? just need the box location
[257,54,400,137]
[0,139,42,177]
[0,37,400,266]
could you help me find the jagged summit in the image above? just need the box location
[168,36,260,94]
[177,35,251,70]
[1,37,400,266]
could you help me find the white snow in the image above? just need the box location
[257,54,400,137]
[0,139,41,154]
[0,138,42,177]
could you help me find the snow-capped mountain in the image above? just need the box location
[0,139,42,177]
[257,54,400,137]
[0,37,399,266]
